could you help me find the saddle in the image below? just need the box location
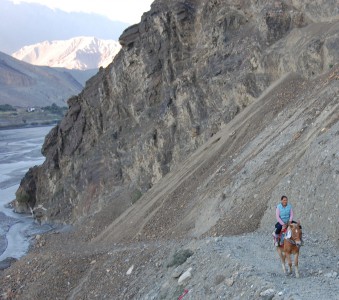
[276,228,289,246]
[273,223,303,247]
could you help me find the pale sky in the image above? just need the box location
[10,0,155,24]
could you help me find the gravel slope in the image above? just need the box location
[0,229,338,299]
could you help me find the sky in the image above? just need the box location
[10,0,155,24]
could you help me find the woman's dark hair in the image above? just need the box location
[281,195,288,201]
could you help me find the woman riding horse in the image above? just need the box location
[273,195,303,246]
[273,195,303,277]
[273,195,293,246]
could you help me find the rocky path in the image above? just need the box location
[144,232,339,300]
[207,232,339,300]
[2,229,337,299]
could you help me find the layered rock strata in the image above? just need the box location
[14,0,339,241]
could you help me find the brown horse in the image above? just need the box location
[276,222,302,278]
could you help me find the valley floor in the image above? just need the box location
[0,109,62,129]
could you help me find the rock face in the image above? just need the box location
[15,0,339,244]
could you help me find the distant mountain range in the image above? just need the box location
[0,51,84,107]
[12,37,121,70]
[0,0,126,108]
[0,0,129,54]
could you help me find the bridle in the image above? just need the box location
[286,238,301,248]
[286,225,302,248]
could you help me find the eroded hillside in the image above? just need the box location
[2,0,338,298]
[14,0,339,235]
[93,68,338,245]
[2,68,338,299]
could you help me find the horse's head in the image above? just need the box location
[288,222,302,246]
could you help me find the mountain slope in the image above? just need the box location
[1,0,338,298]
[0,51,83,107]
[3,65,339,300]
[92,69,339,243]
[14,0,338,234]
[12,37,121,70]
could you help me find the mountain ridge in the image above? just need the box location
[0,51,83,107]
[12,37,121,70]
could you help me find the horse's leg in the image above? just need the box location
[282,251,286,274]
[285,252,292,274]
[294,251,300,278]
[277,248,286,274]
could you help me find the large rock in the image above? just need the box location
[178,267,193,285]
[0,257,17,270]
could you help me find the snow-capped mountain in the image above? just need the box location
[12,37,121,70]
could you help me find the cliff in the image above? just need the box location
[15,0,338,236]
[2,0,339,298]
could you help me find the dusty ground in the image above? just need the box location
[0,229,338,300]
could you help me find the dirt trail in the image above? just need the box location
[1,228,338,299]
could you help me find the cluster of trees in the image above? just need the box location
[42,103,67,116]
[0,104,16,112]
[0,103,67,116]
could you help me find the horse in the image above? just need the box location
[276,222,302,278]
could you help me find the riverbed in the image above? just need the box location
[0,126,54,263]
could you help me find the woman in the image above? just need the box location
[273,195,293,246]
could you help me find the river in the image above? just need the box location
[0,126,54,263]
